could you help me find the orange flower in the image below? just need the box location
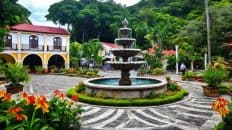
[35,95,49,113]
[212,97,230,118]
[71,95,79,102]
[16,114,27,121]
[27,95,35,105]
[0,90,6,98]
[3,93,12,102]
[20,92,28,99]
[8,106,23,115]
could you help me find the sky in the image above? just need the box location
[18,0,141,27]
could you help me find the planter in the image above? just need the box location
[5,84,24,94]
[202,85,219,97]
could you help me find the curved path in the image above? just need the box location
[1,72,222,130]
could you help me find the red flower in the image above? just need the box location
[53,90,62,97]
[71,95,79,102]
[27,95,36,105]
[8,106,23,115]
[53,90,65,100]
[35,95,49,113]
[16,114,27,121]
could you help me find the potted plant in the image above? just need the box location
[3,63,30,94]
[202,66,228,97]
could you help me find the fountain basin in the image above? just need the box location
[115,38,136,47]
[83,77,167,99]
[111,48,140,58]
[109,61,145,70]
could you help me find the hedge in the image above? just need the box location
[67,87,188,107]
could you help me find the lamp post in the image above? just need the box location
[205,0,211,64]
[175,45,179,75]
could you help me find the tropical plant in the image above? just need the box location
[3,63,30,86]
[212,97,232,129]
[0,90,83,130]
[203,66,228,87]
[35,66,43,74]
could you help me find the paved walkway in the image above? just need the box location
[0,71,226,130]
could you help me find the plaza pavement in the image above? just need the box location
[0,70,228,130]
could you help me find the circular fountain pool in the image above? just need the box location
[83,77,167,99]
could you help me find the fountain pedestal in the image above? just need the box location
[119,70,131,85]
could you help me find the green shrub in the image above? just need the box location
[35,66,43,74]
[3,63,30,86]
[67,87,188,107]
[151,68,165,75]
[76,82,85,93]
[183,71,195,79]
[203,66,228,87]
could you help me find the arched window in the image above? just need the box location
[5,34,12,48]
[53,37,62,50]
[29,35,38,49]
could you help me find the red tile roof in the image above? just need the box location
[10,23,70,35]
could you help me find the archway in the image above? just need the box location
[48,54,65,69]
[0,53,16,64]
[23,54,42,72]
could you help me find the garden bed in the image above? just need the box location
[67,85,188,107]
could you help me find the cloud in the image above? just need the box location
[18,0,140,27]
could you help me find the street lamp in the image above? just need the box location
[175,45,179,75]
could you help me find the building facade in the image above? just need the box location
[0,23,70,71]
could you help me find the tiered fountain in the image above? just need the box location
[84,19,167,99]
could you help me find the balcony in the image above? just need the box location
[47,45,66,51]
[3,43,67,52]
[3,43,17,50]
[21,44,44,51]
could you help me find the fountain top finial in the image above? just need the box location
[122,18,128,28]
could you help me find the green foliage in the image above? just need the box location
[76,82,85,93]
[183,71,196,80]
[203,66,229,87]
[67,87,188,107]
[150,68,165,75]
[0,0,30,27]
[35,66,43,74]
[3,63,30,86]
[0,28,7,51]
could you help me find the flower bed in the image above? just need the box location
[0,90,83,130]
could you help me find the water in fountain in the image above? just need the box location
[108,18,145,85]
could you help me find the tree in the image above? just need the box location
[0,0,30,27]
[0,0,30,51]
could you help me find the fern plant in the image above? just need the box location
[3,63,30,86]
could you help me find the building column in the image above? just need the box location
[65,54,70,69]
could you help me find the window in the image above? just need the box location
[53,37,62,50]
[5,34,12,48]
[29,35,38,49]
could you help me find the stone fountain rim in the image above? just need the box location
[111,48,141,51]
[108,61,146,64]
[115,38,136,41]
[83,77,167,90]
[119,27,132,30]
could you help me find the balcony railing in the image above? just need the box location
[47,45,66,51]
[3,43,67,52]
[21,44,44,51]
[3,43,17,50]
